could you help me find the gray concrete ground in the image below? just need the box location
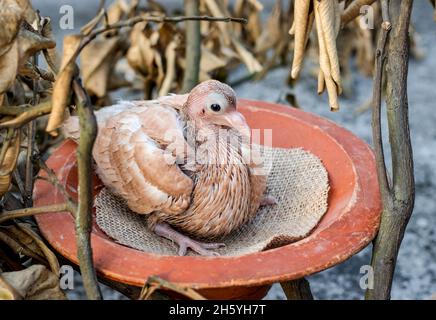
[32,0,436,300]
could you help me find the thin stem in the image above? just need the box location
[24,121,36,207]
[0,104,32,116]
[0,129,14,166]
[371,6,392,203]
[12,171,25,202]
[182,0,201,93]
[0,101,52,129]
[77,14,247,54]
[366,0,415,300]
[36,158,77,212]
[97,0,106,12]
[0,203,69,224]
[23,14,42,208]
[280,278,314,300]
[73,80,102,300]
[139,276,205,300]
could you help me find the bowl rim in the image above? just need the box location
[34,99,381,289]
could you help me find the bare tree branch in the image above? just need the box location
[0,203,69,224]
[371,0,392,204]
[182,0,201,93]
[72,80,102,300]
[0,101,52,129]
[366,0,415,300]
[280,278,314,300]
[77,14,246,55]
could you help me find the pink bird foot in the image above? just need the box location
[260,195,278,206]
[153,222,225,256]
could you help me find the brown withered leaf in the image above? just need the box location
[159,36,179,96]
[0,41,19,104]
[107,0,129,25]
[255,0,283,54]
[81,8,106,36]
[81,36,120,98]
[45,34,81,134]
[203,0,232,46]
[232,0,263,43]
[232,37,263,73]
[178,46,227,82]
[203,0,262,74]
[0,0,23,57]
[41,17,60,73]
[127,22,155,77]
[154,50,165,87]
[200,47,227,78]
[15,0,37,26]
[1,265,66,300]
[0,130,21,197]
[17,27,56,69]
[0,275,22,299]
[1,224,46,261]
[15,223,60,274]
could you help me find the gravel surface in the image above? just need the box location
[32,0,436,300]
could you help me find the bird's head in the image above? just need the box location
[183,80,250,137]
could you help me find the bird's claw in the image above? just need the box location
[153,222,225,257]
[177,238,225,256]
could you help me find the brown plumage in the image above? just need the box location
[64,80,275,255]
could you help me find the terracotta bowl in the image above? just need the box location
[34,99,381,300]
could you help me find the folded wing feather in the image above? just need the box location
[64,99,194,216]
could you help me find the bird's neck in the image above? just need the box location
[184,121,245,167]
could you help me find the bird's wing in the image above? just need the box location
[93,103,193,215]
[63,94,189,141]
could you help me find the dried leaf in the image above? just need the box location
[0,130,21,197]
[15,0,37,25]
[341,0,377,27]
[1,265,66,300]
[81,36,119,98]
[158,37,179,96]
[17,27,56,67]
[81,9,105,36]
[232,36,263,73]
[255,0,282,54]
[107,0,126,25]
[317,69,325,94]
[204,0,232,46]
[16,223,60,274]
[247,0,264,11]
[45,34,81,133]
[154,50,165,87]
[0,40,19,100]
[1,224,46,259]
[317,0,342,92]
[127,22,155,76]
[0,0,23,57]
[314,0,341,111]
[291,0,312,78]
[200,46,227,72]
[41,17,60,73]
[0,275,22,300]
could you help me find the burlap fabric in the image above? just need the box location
[94,147,329,256]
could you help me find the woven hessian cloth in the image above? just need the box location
[94,147,330,256]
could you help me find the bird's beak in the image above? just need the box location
[213,111,250,137]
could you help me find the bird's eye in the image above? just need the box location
[210,103,221,112]
[205,93,227,114]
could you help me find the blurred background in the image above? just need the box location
[31,0,436,299]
